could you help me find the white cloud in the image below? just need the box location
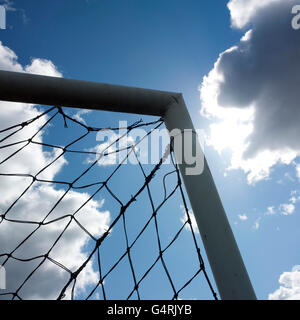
[249,190,299,230]
[0,186,110,299]
[227,0,282,29]
[290,190,300,204]
[279,203,295,216]
[25,58,62,77]
[72,109,91,125]
[0,41,23,72]
[269,266,300,300]
[266,206,275,215]
[180,205,199,234]
[252,217,261,230]
[290,196,297,204]
[284,172,295,182]
[0,42,110,299]
[200,0,300,184]
[259,191,299,227]
[238,214,248,221]
[278,190,300,215]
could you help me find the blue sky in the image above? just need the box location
[1,0,300,300]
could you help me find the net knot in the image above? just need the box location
[130,195,137,202]
[70,271,78,280]
[58,107,68,128]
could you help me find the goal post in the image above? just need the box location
[0,69,256,300]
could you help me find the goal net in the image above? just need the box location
[0,103,217,300]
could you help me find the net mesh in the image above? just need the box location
[0,105,217,300]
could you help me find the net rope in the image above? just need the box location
[0,106,217,300]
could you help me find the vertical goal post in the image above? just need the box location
[0,70,256,300]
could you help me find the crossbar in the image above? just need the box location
[0,70,178,116]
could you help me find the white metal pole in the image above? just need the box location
[164,95,256,300]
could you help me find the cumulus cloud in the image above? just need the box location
[269,266,300,300]
[0,42,110,299]
[200,0,300,184]
[0,42,62,76]
[0,186,110,299]
[228,0,281,29]
[25,58,62,77]
[0,42,23,72]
